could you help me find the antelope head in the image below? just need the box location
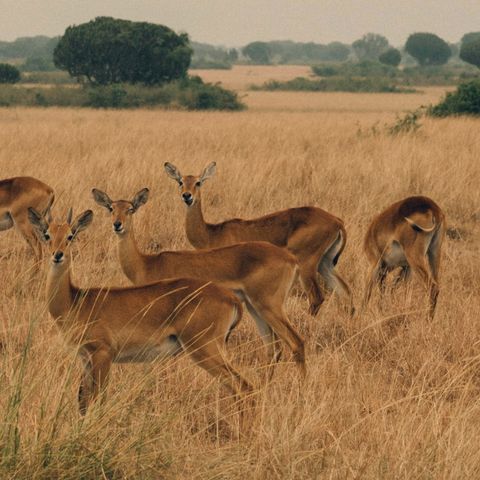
[28,207,93,265]
[164,162,216,207]
[92,188,149,235]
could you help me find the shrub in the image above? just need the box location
[251,76,416,93]
[0,76,245,110]
[428,80,480,117]
[177,76,244,110]
[0,63,20,84]
[312,60,397,79]
[311,65,339,77]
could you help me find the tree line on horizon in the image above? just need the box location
[1,27,480,75]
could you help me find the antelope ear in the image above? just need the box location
[28,207,50,241]
[164,162,182,183]
[131,188,149,211]
[199,162,216,184]
[92,189,113,211]
[42,194,54,222]
[71,210,94,237]
[66,207,73,225]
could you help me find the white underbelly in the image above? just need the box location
[114,336,181,363]
[383,242,408,268]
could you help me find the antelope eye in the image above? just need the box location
[195,181,201,187]
[44,233,51,241]
[127,207,135,214]
[178,181,183,187]
[67,234,74,241]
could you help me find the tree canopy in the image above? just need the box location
[242,42,272,64]
[405,33,451,66]
[54,17,192,85]
[352,33,389,61]
[378,48,402,67]
[460,38,480,69]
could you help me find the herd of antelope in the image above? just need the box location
[0,167,445,415]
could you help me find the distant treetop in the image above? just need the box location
[405,33,451,66]
[352,33,390,61]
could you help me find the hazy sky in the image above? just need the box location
[1,0,479,46]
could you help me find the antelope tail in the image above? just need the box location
[404,216,436,233]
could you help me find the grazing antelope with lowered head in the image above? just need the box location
[163,162,354,316]
[92,188,305,377]
[28,206,253,415]
[0,176,54,261]
[363,196,445,318]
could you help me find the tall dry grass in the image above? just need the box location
[0,101,479,479]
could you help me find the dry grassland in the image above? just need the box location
[0,82,479,479]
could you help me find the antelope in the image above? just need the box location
[0,176,54,260]
[363,196,445,318]
[28,206,253,414]
[92,188,305,376]
[163,162,354,316]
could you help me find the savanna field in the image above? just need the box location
[0,66,479,478]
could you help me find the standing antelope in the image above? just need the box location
[92,188,305,376]
[0,176,54,260]
[363,196,445,318]
[163,162,353,316]
[28,206,252,414]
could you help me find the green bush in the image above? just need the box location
[251,76,416,93]
[312,60,397,79]
[429,80,480,116]
[311,65,340,77]
[0,76,245,110]
[0,63,20,83]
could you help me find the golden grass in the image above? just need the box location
[0,93,479,479]
[191,65,313,91]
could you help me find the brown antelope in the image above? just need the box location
[163,162,354,316]
[0,176,54,260]
[363,196,445,318]
[28,206,253,414]
[92,188,305,376]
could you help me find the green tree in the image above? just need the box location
[378,48,401,67]
[405,33,451,66]
[352,33,389,61]
[0,63,20,83]
[461,32,480,47]
[460,38,480,68]
[242,42,271,64]
[54,17,192,85]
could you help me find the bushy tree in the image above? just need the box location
[242,42,271,64]
[378,48,402,67]
[461,32,480,47]
[0,63,20,83]
[460,38,480,68]
[54,17,192,85]
[405,33,451,66]
[352,33,389,61]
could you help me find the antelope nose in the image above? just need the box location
[182,192,192,201]
[53,251,64,262]
[113,221,123,231]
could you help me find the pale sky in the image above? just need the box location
[1,0,479,46]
